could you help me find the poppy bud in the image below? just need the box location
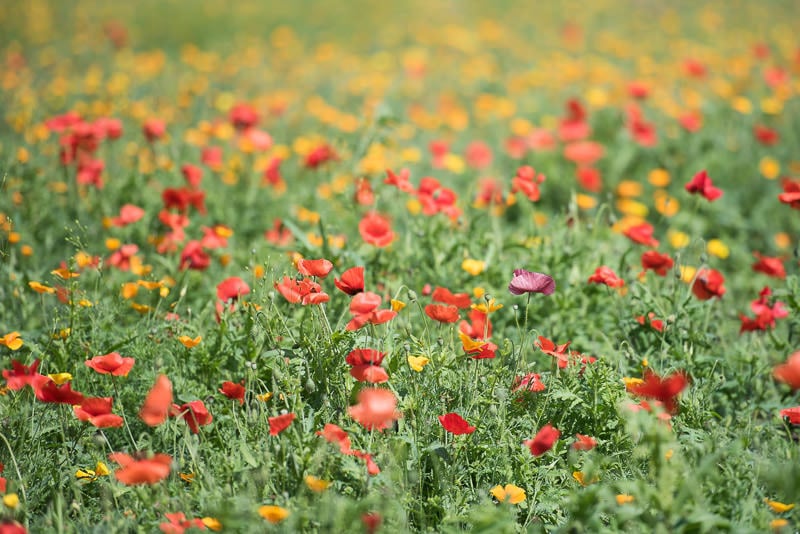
[305,379,316,393]
[699,252,708,264]
[407,290,418,301]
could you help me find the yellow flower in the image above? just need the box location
[462,259,485,276]
[95,462,110,476]
[664,449,674,461]
[256,392,274,402]
[121,282,139,299]
[616,199,648,217]
[760,157,780,180]
[76,462,110,482]
[707,239,729,259]
[616,494,635,505]
[47,373,72,385]
[178,335,202,348]
[258,505,290,524]
[731,96,752,114]
[406,198,422,215]
[105,237,121,251]
[471,298,503,314]
[653,191,679,217]
[575,194,597,210]
[774,232,791,250]
[616,180,643,198]
[459,332,486,352]
[202,517,223,531]
[622,377,644,390]
[407,355,430,372]
[490,484,526,504]
[179,473,195,483]
[679,266,697,283]
[131,302,152,314]
[53,328,71,340]
[765,499,795,513]
[0,332,23,351]
[572,471,598,486]
[304,475,332,492]
[51,268,79,279]
[78,299,93,307]
[391,299,406,312]
[472,287,486,299]
[648,169,670,187]
[3,493,19,509]
[28,281,55,294]
[770,518,788,530]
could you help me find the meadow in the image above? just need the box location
[2,0,800,532]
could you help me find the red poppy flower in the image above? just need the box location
[85,352,135,376]
[752,252,786,279]
[636,313,664,332]
[464,141,493,169]
[219,381,246,405]
[424,304,460,323]
[559,99,590,141]
[780,406,800,425]
[384,167,415,193]
[74,397,124,428]
[139,375,173,427]
[229,102,259,130]
[346,349,389,383]
[355,178,375,206]
[624,223,659,247]
[304,144,338,168]
[109,452,172,485]
[641,251,673,276]
[179,241,210,271]
[181,163,203,188]
[269,413,296,436]
[774,351,800,390]
[142,118,166,143]
[588,266,625,288]
[352,450,381,476]
[563,141,604,166]
[626,104,658,147]
[297,258,334,278]
[778,178,800,209]
[512,373,546,393]
[438,413,476,435]
[685,170,722,202]
[572,434,597,451]
[432,287,472,308]
[511,165,546,202]
[524,424,560,456]
[35,381,85,404]
[362,512,382,534]
[274,276,330,305]
[174,400,212,434]
[416,177,461,220]
[160,512,206,534]
[217,277,250,302]
[751,287,788,319]
[346,292,396,330]
[627,370,688,414]
[264,218,293,246]
[334,266,364,295]
[263,157,284,187]
[109,204,145,227]
[316,423,352,454]
[576,167,602,192]
[162,187,207,215]
[348,388,401,431]
[536,336,572,368]
[3,359,45,390]
[359,212,395,247]
[459,309,492,340]
[692,268,725,300]
[627,81,649,99]
[679,111,703,132]
[466,341,498,360]
[753,124,779,146]
[201,146,223,170]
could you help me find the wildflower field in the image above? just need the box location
[3,0,800,531]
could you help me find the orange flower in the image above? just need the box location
[348,388,401,431]
[358,212,395,247]
[85,352,135,376]
[139,375,173,426]
[109,452,172,485]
